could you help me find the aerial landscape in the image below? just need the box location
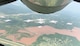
[0,0,80,46]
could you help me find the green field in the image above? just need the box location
[31,33,80,46]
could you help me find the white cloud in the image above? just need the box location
[4,19,11,22]
[35,18,46,24]
[67,23,73,25]
[24,19,34,23]
[37,26,43,28]
[50,20,58,24]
